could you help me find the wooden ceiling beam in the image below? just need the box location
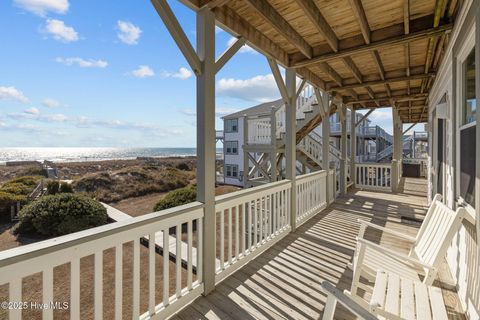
[199,0,229,9]
[328,72,435,91]
[345,93,428,104]
[342,57,363,83]
[347,0,371,44]
[371,50,392,97]
[243,0,313,58]
[294,0,338,52]
[404,0,410,34]
[291,21,452,68]
[318,62,343,87]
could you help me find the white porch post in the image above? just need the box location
[271,107,278,182]
[196,7,216,295]
[350,105,356,186]
[285,68,297,231]
[392,107,401,192]
[339,103,348,195]
[316,89,331,204]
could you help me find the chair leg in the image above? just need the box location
[322,293,338,320]
[350,243,366,297]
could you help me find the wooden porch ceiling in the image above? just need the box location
[179,0,461,123]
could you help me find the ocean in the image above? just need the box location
[0,148,223,164]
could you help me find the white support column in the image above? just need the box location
[339,103,347,195]
[270,107,278,182]
[196,7,216,295]
[392,107,401,192]
[316,88,331,204]
[350,105,356,186]
[285,68,297,231]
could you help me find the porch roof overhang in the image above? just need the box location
[177,0,460,123]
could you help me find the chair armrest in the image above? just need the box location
[357,219,417,243]
[356,237,433,270]
[320,281,378,320]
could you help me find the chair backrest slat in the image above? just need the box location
[414,196,466,266]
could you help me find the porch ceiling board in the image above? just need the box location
[180,0,460,122]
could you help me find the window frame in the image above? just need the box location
[225,119,238,133]
[455,27,476,218]
[225,141,238,155]
[225,164,239,178]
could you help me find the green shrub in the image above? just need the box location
[154,187,196,211]
[59,182,73,193]
[0,192,26,204]
[0,183,32,196]
[47,181,60,195]
[15,194,108,236]
[3,176,40,188]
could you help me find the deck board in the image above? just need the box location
[175,178,465,319]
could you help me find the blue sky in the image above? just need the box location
[0,0,420,147]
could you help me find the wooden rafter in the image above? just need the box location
[293,0,338,52]
[291,22,452,68]
[371,50,392,97]
[318,62,343,87]
[345,93,429,105]
[328,72,435,91]
[243,0,313,58]
[347,0,371,44]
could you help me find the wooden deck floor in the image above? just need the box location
[174,178,465,320]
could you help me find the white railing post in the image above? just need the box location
[285,68,297,231]
[350,105,356,187]
[196,7,216,295]
[339,103,348,195]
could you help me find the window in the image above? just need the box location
[225,119,238,132]
[459,48,476,207]
[225,141,238,155]
[225,164,238,178]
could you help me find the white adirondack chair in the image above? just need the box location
[350,194,467,298]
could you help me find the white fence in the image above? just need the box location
[296,171,327,226]
[0,172,333,320]
[0,202,204,320]
[247,117,272,144]
[214,180,292,283]
[355,163,392,191]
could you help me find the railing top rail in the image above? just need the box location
[215,179,291,205]
[0,201,204,268]
[355,163,392,168]
[296,170,327,182]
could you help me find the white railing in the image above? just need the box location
[214,180,292,283]
[355,163,392,190]
[247,116,272,144]
[0,202,204,320]
[296,171,328,226]
[329,169,336,203]
[298,134,322,166]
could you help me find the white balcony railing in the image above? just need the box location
[247,117,272,144]
[355,163,392,190]
[0,171,332,320]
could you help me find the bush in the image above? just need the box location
[154,187,196,211]
[59,182,73,193]
[3,176,40,188]
[15,194,108,236]
[0,183,32,196]
[176,162,190,171]
[47,181,59,195]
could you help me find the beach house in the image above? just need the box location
[0,0,479,319]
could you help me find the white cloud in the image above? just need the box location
[116,20,141,45]
[161,67,193,80]
[130,65,155,78]
[227,37,257,54]
[42,98,62,108]
[45,113,68,122]
[0,86,29,103]
[24,107,40,115]
[217,74,279,102]
[56,57,108,68]
[14,0,69,16]
[42,19,78,42]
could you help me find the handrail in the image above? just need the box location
[215,179,291,204]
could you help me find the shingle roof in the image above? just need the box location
[222,99,284,119]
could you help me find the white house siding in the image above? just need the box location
[428,1,480,318]
[224,116,244,187]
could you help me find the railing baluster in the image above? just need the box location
[43,268,53,320]
[115,244,123,320]
[198,218,203,282]
[71,257,80,320]
[163,230,169,307]
[247,201,252,251]
[228,207,232,264]
[241,203,246,255]
[148,233,156,316]
[132,239,140,319]
[253,199,258,247]
[95,251,103,320]
[175,224,181,298]
[187,221,193,290]
[235,205,239,259]
[9,278,21,320]
[220,209,225,269]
